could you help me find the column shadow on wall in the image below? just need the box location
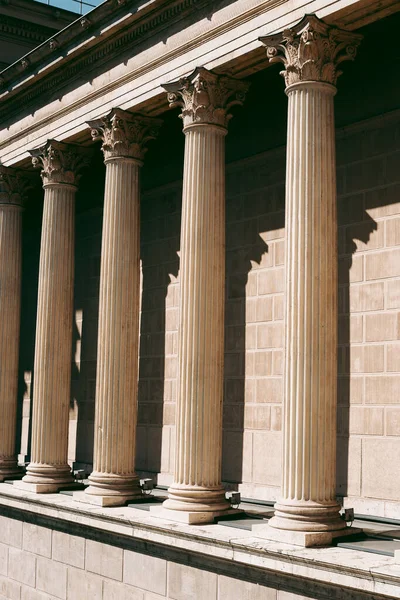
[71,211,102,473]
[222,181,275,489]
[70,155,105,474]
[136,188,181,481]
[16,184,43,467]
[336,200,377,501]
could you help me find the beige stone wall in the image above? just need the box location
[336,116,400,515]
[0,513,338,600]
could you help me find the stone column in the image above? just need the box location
[74,109,161,507]
[152,68,248,524]
[0,167,29,481]
[253,15,362,546]
[16,141,90,493]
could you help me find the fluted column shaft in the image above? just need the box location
[22,183,76,489]
[158,68,248,522]
[269,81,342,532]
[16,139,90,493]
[75,108,161,506]
[165,124,229,512]
[0,200,23,480]
[85,158,142,501]
[258,16,362,540]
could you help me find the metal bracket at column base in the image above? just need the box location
[73,489,143,507]
[251,523,362,547]
[13,480,84,494]
[149,505,241,525]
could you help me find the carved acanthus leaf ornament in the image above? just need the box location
[163,67,249,129]
[88,109,162,161]
[260,14,363,88]
[30,140,91,186]
[0,166,33,207]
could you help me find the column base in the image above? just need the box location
[15,462,76,493]
[252,522,362,547]
[13,480,82,494]
[150,505,241,525]
[74,472,143,507]
[73,488,143,507]
[0,462,24,482]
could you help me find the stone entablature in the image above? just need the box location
[0,0,394,167]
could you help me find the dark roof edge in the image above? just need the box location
[0,0,141,86]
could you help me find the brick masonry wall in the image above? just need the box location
[0,514,349,600]
[24,111,399,515]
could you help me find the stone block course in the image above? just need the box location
[218,575,276,599]
[0,515,22,548]
[23,523,52,558]
[387,343,400,371]
[86,540,123,581]
[67,566,102,600]
[8,547,36,587]
[123,550,167,595]
[103,579,144,600]
[52,530,85,569]
[21,587,55,600]
[0,575,21,600]
[253,431,281,486]
[257,322,283,349]
[362,438,400,500]
[167,562,217,600]
[365,312,399,342]
[386,279,400,308]
[385,407,400,435]
[36,557,67,599]
[365,248,400,280]
[349,282,384,312]
[365,376,400,403]
[385,216,400,246]
[0,544,7,577]
[349,407,384,435]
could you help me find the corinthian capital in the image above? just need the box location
[0,166,33,207]
[30,140,91,187]
[260,14,362,88]
[163,67,249,129]
[88,109,162,161]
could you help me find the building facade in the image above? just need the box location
[0,0,400,598]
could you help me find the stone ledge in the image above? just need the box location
[0,484,399,599]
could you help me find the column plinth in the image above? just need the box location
[16,141,90,494]
[74,110,161,507]
[0,168,29,481]
[151,68,248,524]
[252,16,363,546]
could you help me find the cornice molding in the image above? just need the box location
[0,0,279,120]
[0,15,55,44]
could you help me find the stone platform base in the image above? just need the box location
[73,490,143,507]
[150,505,241,525]
[13,480,83,494]
[252,522,362,547]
